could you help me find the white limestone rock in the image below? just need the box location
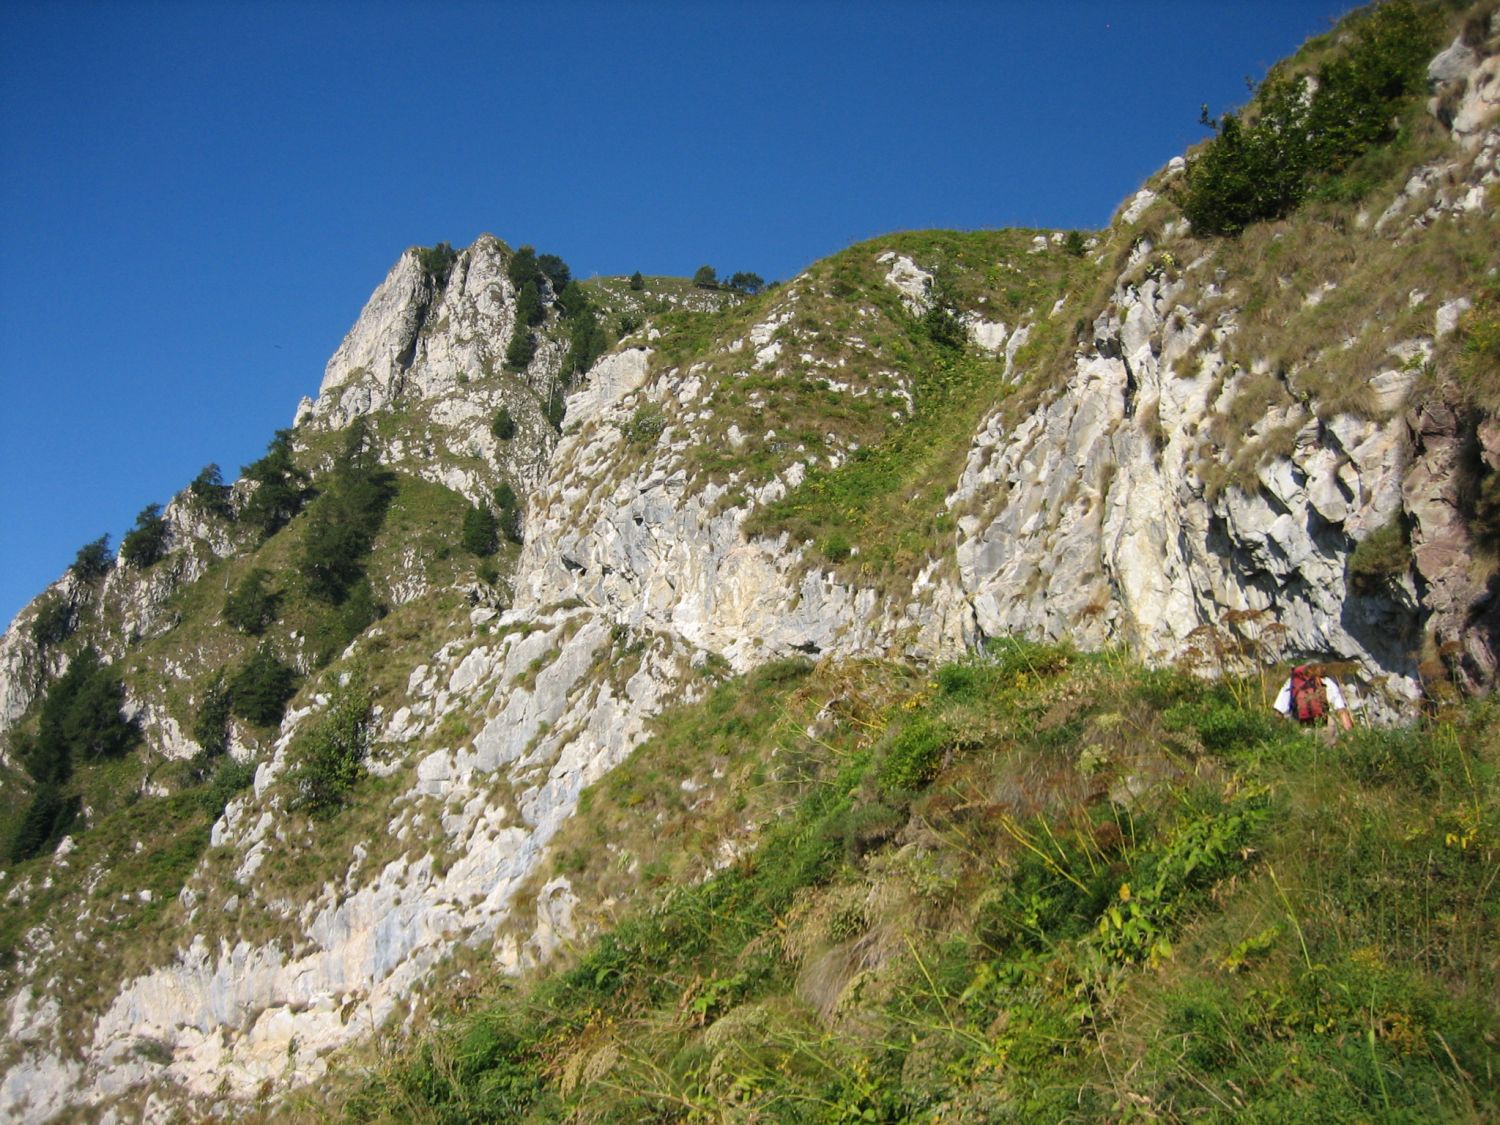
[877,253,934,316]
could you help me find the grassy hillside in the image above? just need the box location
[335,643,1499,1122]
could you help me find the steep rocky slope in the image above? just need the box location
[1,3,1498,1118]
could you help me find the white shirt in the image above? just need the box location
[1273,676,1347,716]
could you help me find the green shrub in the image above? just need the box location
[223,568,280,634]
[494,482,523,545]
[538,253,571,293]
[70,535,113,583]
[240,429,309,539]
[821,532,853,563]
[505,328,536,371]
[1129,665,1204,710]
[879,716,952,793]
[826,800,903,863]
[189,463,233,519]
[1183,0,1439,236]
[7,647,137,860]
[728,271,765,295]
[506,245,542,290]
[308,579,385,668]
[1348,519,1411,594]
[462,504,499,557]
[7,783,80,863]
[413,241,458,284]
[38,647,138,767]
[935,661,982,699]
[1164,699,1278,753]
[623,405,665,445]
[564,306,608,377]
[1336,722,1446,793]
[545,386,567,430]
[192,669,233,758]
[490,407,516,441]
[229,646,297,727]
[984,636,1072,680]
[921,305,967,350]
[120,503,169,568]
[29,598,74,648]
[298,422,396,604]
[198,756,256,820]
[287,673,371,817]
[629,271,645,291]
[514,280,544,327]
[1181,89,1308,236]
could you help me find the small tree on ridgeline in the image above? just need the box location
[71,536,113,583]
[537,253,571,293]
[728,272,765,295]
[120,503,169,569]
[190,463,234,519]
[240,430,309,540]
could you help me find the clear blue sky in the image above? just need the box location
[0,0,1356,628]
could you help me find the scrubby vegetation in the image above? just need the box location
[240,428,310,539]
[340,643,1499,1122]
[223,567,280,634]
[414,242,459,285]
[120,503,169,569]
[69,534,113,583]
[8,648,137,861]
[286,669,372,818]
[732,229,1099,586]
[1182,0,1443,235]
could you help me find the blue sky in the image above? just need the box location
[0,0,1356,628]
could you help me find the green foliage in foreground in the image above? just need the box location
[343,644,1499,1123]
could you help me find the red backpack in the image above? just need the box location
[1290,666,1327,723]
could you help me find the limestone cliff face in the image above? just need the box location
[948,215,1424,698]
[300,234,564,505]
[513,340,970,670]
[2,24,1499,1122]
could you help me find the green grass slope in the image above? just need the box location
[334,644,1498,1122]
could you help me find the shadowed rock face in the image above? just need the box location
[3,27,1499,1120]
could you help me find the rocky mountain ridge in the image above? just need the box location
[2,6,1498,1118]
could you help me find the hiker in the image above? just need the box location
[1273,664,1353,734]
